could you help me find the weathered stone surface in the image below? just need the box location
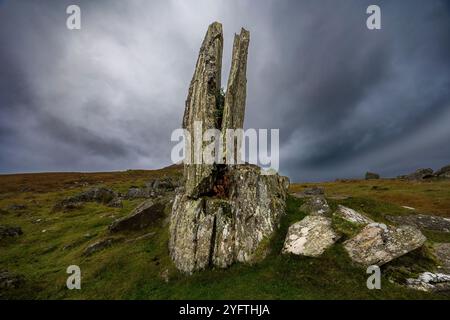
[299,195,330,215]
[0,225,23,240]
[221,28,250,162]
[385,214,450,233]
[343,223,426,266]
[169,164,288,273]
[365,172,380,180]
[109,199,167,233]
[433,243,450,273]
[183,22,223,198]
[282,216,340,257]
[406,272,450,292]
[169,23,288,273]
[333,205,373,225]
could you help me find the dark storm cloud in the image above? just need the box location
[0,0,449,181]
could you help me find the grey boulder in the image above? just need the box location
[299,195,331,216]
[0,225,23,240]
[282,215,340,257]
[386,214,450,233]
[109,199,167,233]
[333,205,373,225]
[343,223,426,266]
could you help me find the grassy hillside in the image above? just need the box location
[1,168,449,299]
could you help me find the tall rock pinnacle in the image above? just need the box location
[182,22,223,197]
[221,28,250,162]
[169,22,289,273]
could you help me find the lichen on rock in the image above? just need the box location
[169,22,289,273]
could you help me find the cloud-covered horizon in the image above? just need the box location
[0,0,449,181]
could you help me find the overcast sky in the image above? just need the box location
[0,0,449,181]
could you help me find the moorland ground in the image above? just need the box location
[1,167,450,299]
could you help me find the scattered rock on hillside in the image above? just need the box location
[303,186,324,195]
[435,164,450,178]
[7,204,27,211]
[0,270,25,289]
[83,237,124,256]
[333,205,373,225]
[344,223,426,266]
[125,187,153,199]
[146,176,181,192]
[299,195,331,215]
[385,214,450,233]
[107,197,123,208]
[282,215,340,257]
[433,243,450,273]
[365,172,380,180]
[293,186,324,198]
[124,177,181,200]
[74,187,117,203]
[55,187,118,210]
[0,225,23,240]
[397,168,434,180]
[109,199,167,233]
[406,272,450,292]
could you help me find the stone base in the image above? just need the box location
[169,164,289,273]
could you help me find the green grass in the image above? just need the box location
[1,170,449,299]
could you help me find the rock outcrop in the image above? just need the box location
[343,223,426,266]
[169,22,289,273]
[386,214,450,233]
[292,186,324,198]
[170,164,289,272]
[365,172,380,180]
[433,243,450,273]
[406,272,450,292]
[299,196,331,215]
[109,199,167,233]
[0,225,23,240]
[220,28,249,162]
[125,177,181,200]
[182,22,223,198]
[282,216,340,257]
[0,270,24,290]
[54,187,119,210]
[397,168,434,180]
[435,164,450,178]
